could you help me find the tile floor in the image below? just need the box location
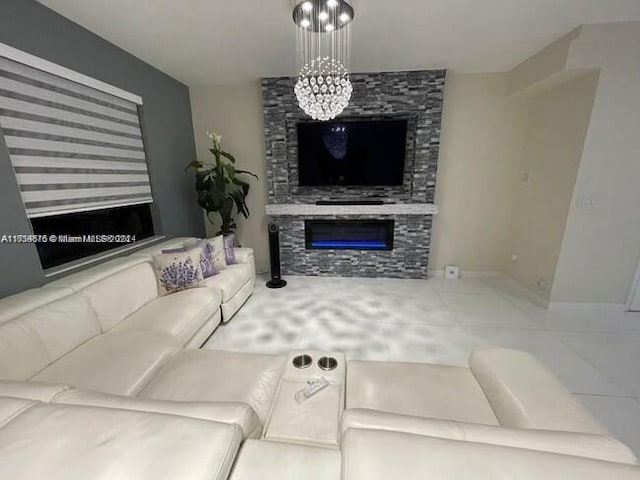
[205,274,640,454]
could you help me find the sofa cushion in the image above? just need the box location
[0,287,73,324]
[342,409,638,465]
[33,331,180,396]
[139,349,286,424]
[44,255,150,291]
[0,294,101,381]
[0,403,242,480]
[341,428,640,480]
[204,264,252,303]
[229,439,342,480]
[54,388,261,438]
[347,360,498,425]
[112,287,222,346]
[79,262,159,332]
[469,348,610,435]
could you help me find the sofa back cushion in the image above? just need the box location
[0,294,100,380]
[0,287,73,325]
[79,262,158,332]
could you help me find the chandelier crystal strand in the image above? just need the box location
[293,0,354,121]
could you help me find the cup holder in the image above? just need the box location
[292,354,312,369]
[318,356,338,371]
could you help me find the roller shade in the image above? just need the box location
[0,54,153,218]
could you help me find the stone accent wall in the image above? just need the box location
[262,70,445,278]
[263,70,446,204]
[271,215,432,279]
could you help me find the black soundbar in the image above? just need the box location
[316,200,387,206]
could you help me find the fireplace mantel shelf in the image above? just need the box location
[265,203,438,216]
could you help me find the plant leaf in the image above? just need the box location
[234,169,259,180]
[219,150,236,164]
[185,160,204,171]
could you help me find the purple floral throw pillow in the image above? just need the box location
[223,234,237,265]
[206,236,227,271]
[181,240,217,278]
[152,248,205,296]
[172,240,217,279]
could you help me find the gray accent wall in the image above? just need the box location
[0,0,202,297]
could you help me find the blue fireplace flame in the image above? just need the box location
[311,240,388,249]
[306,219,394,251]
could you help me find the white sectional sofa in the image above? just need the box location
[129,237,256,323]
[0,237,639,479]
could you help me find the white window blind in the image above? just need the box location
[0,49,153,218]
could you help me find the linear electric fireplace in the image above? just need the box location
[305,220,394,251]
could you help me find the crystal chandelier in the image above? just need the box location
[292,0,354,121]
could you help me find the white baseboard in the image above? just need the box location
[547,302,627,313]
[491,273,550,308]
[428,268,549,308]
[427,269,501,279]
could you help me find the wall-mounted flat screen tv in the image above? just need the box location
[297,119,407,186]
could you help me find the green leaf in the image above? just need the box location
[222,162,236,179]
[219,150,236,164]
[234,169,259,180]
[184,160,204,171]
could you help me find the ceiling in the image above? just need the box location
[38,0,640,87]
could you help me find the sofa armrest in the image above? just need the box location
[341,428,640,480]
[229,439,342,480]
[0,380,72,403]
[469,348,609,435]
[342,408,638,465]
[234,248,255,286]
[234,247,254,265]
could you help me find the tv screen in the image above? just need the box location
[297,119,407,186]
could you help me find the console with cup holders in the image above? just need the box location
[262,350,346,447]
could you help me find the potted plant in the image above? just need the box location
[185,131,258,235]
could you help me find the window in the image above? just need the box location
[31,204,155,269]
[0,43,157,269]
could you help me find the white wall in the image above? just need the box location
[189,82,270,273]
[505,72,599,300]
[430,73,527,273]
[189,73,531,277]
[551,22,640,303]
[185,23,640,305]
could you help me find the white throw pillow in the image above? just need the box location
[206,235,228,271]
[152,248,205,296]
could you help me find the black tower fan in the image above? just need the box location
[266,222,287,288]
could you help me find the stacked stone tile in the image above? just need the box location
[262,70,445,278]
